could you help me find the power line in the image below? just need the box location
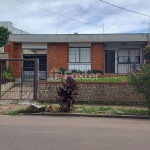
[14,0,120,33]
[15,0,104,28]
[99,0,150,18]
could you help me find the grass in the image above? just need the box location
[7,110,20,115]
[98,106,114,111]
[75,76,127,82]
[116,108,148,115]
[75,105,148,115]
[79,106,98,114]
[76,106,114,114]
[54,76,127,82]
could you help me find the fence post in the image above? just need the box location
[34,59,38,100]
[0,60,2,100]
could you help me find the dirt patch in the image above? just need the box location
[0,104,28,114]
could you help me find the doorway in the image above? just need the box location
[105,50,115,73]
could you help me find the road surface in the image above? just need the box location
[0,116,150,150]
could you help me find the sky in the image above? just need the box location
[1,0,150,34]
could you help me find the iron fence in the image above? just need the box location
[0,59,38,100]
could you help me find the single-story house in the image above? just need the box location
[2,33,149,81]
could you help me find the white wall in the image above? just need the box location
[0,21,29,34]
[0,46,4,53]
[22,42,47,49]
[69,43,91,47]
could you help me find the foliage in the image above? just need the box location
[127,64,150,115]
[58,68,103,74]
[7,110,20,115]
[98,106,114,111]
[91,69,103,74]
[72,69,102,74]
[1,66,15,84]
[0,26,11,47]
[58,68,66,74]
[1,78,10,84]
[143,46,150,61]
[56,76,78,111]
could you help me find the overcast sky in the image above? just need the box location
[1,0,150,34]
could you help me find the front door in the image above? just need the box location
[105,50,115,73]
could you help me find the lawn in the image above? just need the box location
[75,76,127,82]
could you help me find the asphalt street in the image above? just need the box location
[0,116,150,150]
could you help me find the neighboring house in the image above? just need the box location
[2,33,149,81]
[0,21,29,34]
[0,21,29,72]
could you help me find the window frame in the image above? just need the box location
[118,48,140,64]
[69,47,91,63]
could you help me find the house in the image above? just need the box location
[0,21,29,34]
[0,21,29,71]
[2,33,149,81]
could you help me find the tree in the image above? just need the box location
[143,46,150,64]
[0,26,11,47]
[127,64,150,116]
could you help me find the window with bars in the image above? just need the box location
[118,48,140,64]
[69,47,91,63]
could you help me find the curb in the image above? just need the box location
[20,112,150,119]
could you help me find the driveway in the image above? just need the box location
[0,116,150,150]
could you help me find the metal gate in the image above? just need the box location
[0,59,38,100]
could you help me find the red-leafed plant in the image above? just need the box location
[56,76,78,111]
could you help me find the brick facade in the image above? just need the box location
[4,42,105,79]
[9,42,22,78]
[47,43,68,77]
[91,43,104,72]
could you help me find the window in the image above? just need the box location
[118,49,140,64]
[69,47,91,63]
[23,55,46,71]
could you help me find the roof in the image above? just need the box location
[9,33,150,43]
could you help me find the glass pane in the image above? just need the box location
[129,56,140,63]
[75,54,79,62]
[80,48,91,62]
[69,54,75,62]
[118,50,128,56]
[119,56,128,63]
[69,48,79,62]
[130,49,140,56]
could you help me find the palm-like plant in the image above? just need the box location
[56,76,78,111]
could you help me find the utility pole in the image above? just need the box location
[148,23,150,45]
[103,23,104,34]
[56,23,58,34]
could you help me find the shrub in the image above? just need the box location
[1,66,15,84]
[127,64,150,115]
[58,68,66,74]
[143,46,150,61]
[91,69,103,74]
[72,69,83,74]
[56,76,78,111]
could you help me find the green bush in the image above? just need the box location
[127,64,150,115]
[143,46,150,60]
[91,69,103,74]
[58,68,66,74]
[2,66,15,82]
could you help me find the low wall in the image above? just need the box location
[1,82,15,95]
[38,82,145,105]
